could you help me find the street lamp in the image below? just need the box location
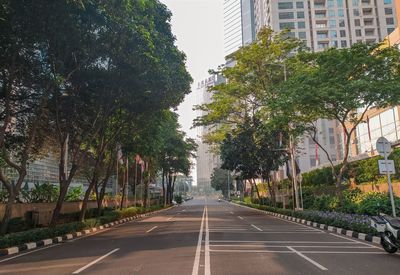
[227,170,230,201]
[267,62,301,210]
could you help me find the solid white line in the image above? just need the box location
[209,231,323,234]
[210,244,374,248]
[72,248,119,274]
[146,226,158,233]
[205,206,210,275]
[191,207,206,275]
[328,233,377,248]
[167,217,173,221]
[209,240,355,244]
[251,224,263,232]
[210,249,293,253]
[238,216,244,220]
[230,211,234,214]
[287,246,328,271]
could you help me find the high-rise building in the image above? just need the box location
[254,0,397,51]
[196,75,225,191]
[252,0,398,173]
[224,0,256,56]
[224,0,244,56]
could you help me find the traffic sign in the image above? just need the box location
[378,160,396,175]
[376,137,392,157]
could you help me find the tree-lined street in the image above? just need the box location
[0,198,399,274]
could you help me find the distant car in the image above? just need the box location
[218,198,222,202]
[172,200,178,205]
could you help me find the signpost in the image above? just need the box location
[376,137,396,217]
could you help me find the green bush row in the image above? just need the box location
[301,148,400,186]
[303,189,400,215]
[0,204,166,249]
[238,202,376,235]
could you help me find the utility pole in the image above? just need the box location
[227,170,230,200]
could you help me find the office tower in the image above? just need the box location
[224,0,256,56]
[196,75,226,191]
[254,0,397,51]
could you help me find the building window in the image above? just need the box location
[278,2,294,9]
[341,40,347,47]
[354,19,361,26]
[279,22,295,29]
[298,31,306,39]
[328,0,335,7]
[340,30,346,37]
[328,10,335,17]
[298,21,306,28]
[337,0,344,7]
[330,30,337,38]
[331,40,338,47]
[329,20,336,28]
[386,17,394,25]
[385,8,393,15]
[279,12,294,19]
[297,11,305,18]
[356,29,362,36]
[352,0,359,6]
[339,19,345,27]
[387,27,395,34]
[384,0,392,4]
[353,9,360,16]
[296,1,304,8]
[338,9,344,17]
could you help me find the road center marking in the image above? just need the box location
[146,226,158,233]
[230,211,234,214]
[205,206,210,275]
[167,217,173,221]
[251,224,263,231]
[72,248,119,274]
[191,207,206,275]
[287,246,328,271]
[238,216,244,220]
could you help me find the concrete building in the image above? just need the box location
[224,0,256,56]
[252,0,398,174]
[254,0,397,51]
[196,75,225,191]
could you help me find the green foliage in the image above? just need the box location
[174,195,183,204]
[210,168,233,197]
[65,186,83,202]
[21,183,58,203]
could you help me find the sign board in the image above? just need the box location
[376,137,392,157]
[378,160,396,175]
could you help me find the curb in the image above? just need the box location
[231,202,381,245]
[0,205,175,257]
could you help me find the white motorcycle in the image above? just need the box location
[371,214,400,253]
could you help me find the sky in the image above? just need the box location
[160,0,225,139]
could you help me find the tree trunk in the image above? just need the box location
[80,174,97,221]
[50,183,69,227]
[161,169,166,206]
[266,177,276,207]
[252,179,261,199]
[0,189,15,235]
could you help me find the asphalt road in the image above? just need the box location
[1,197,400,274]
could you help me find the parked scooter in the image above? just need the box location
[371,214,400,253]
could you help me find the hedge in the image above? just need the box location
[237,201,376,235]
[300,148,400,187]
[0,205,166,249]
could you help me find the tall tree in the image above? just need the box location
[279,43,400,199]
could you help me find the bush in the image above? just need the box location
[174,195,183,204]
[7,217,30,233]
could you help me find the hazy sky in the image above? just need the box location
[160,0,225,139]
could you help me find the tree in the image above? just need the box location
[279,43,400,199]
[0,0,56,234]
[210,168,234,198]
[194,27,301,145]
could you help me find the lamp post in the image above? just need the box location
[266,62,301,210]
[227,170,230,201]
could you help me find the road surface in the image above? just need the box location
[1,197,400,274]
